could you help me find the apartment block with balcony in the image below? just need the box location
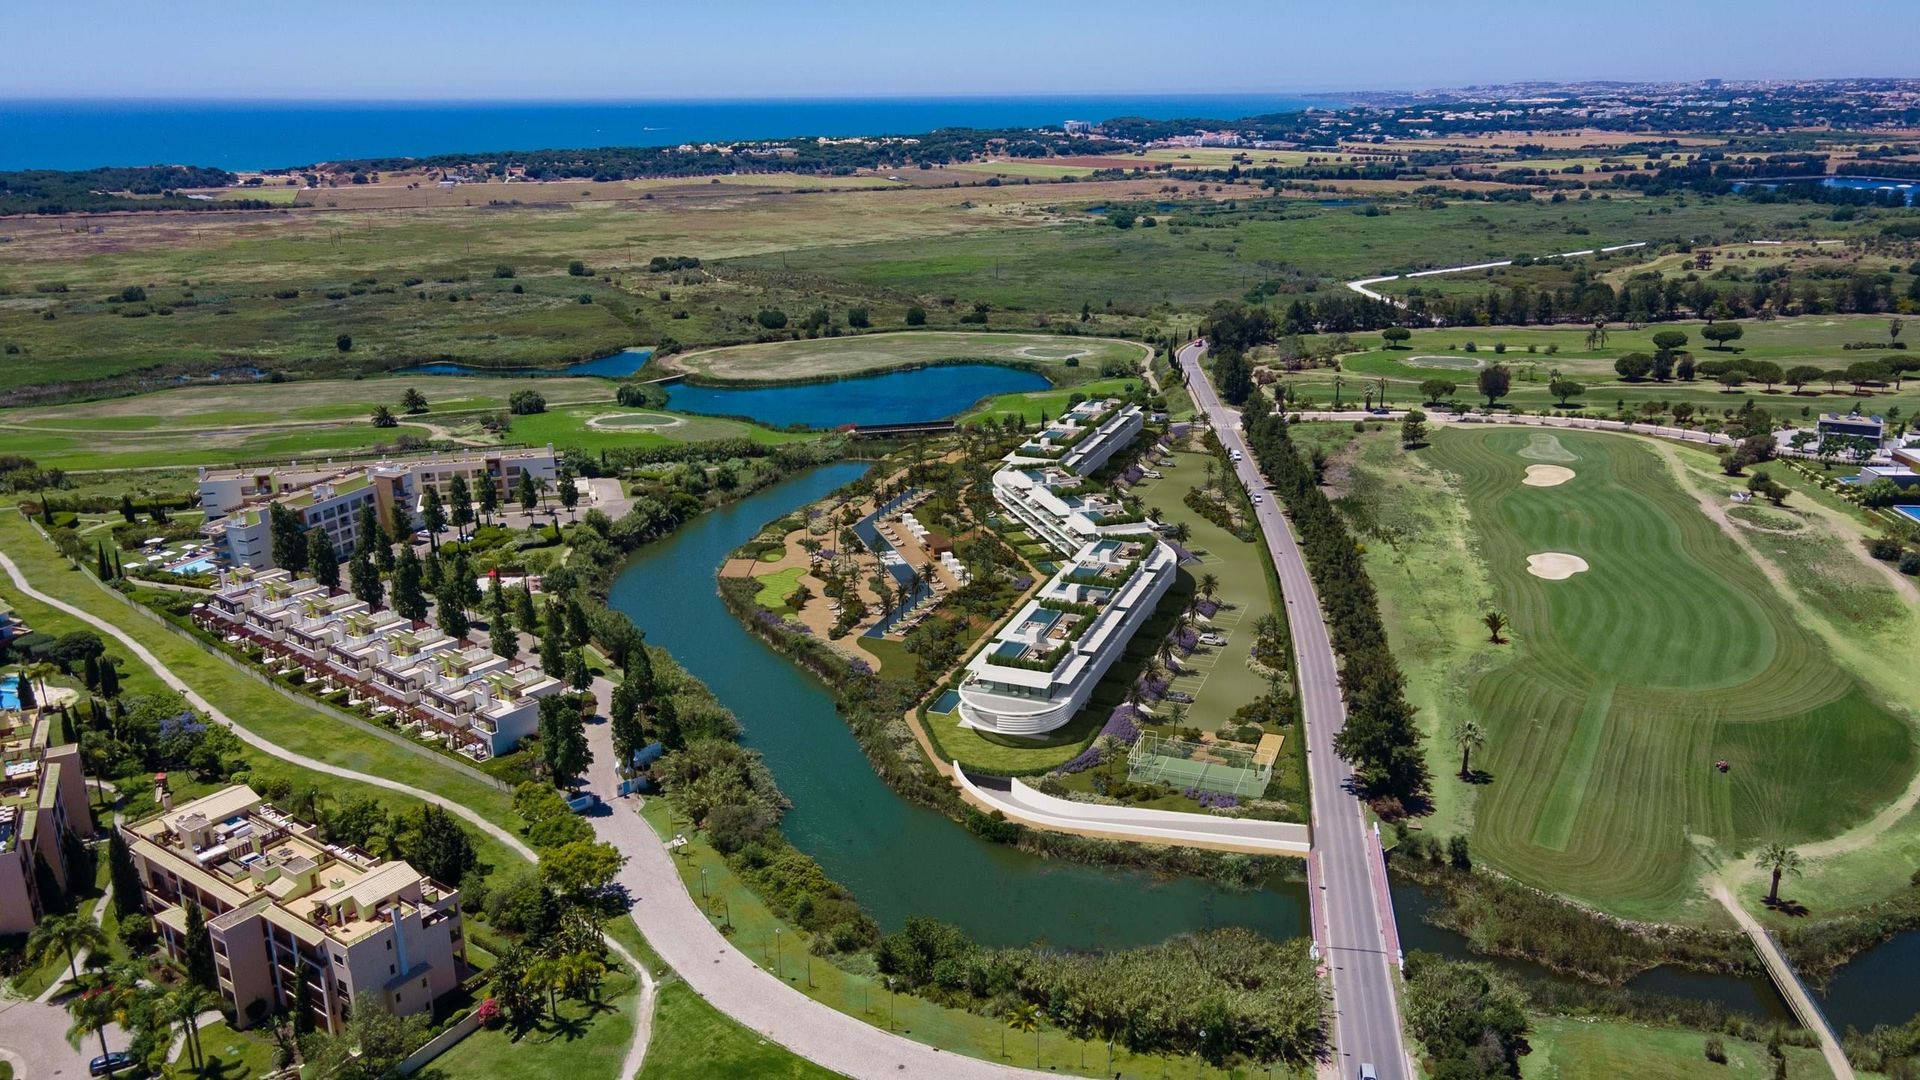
[957,534,1176,737]
[0,712,95,935]
[199,447,558,571]
[123,786,464,1035]
[193,570,560,759]
[1002,398,1146,477]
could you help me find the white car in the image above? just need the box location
[1251,493,1264,504]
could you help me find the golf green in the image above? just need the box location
[1428,428,1915,918]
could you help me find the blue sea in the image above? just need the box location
[0,95,1331,172]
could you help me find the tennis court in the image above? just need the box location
[1128,733,1273,797]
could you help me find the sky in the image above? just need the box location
[5,0,1917,100]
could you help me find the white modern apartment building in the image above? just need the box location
[195,569,561,759]
[1003,398,1146,476]
[199,448,559,570]
[992,398,1151,555]
[957,534,1177,737]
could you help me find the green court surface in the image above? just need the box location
[1428,427,1915,920]
[1128,733,1268,797]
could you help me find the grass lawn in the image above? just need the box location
[1409,427,1914,921]
[186,1020,283,1078]
[962,376,1143,426]
[638,799,1300,1079]
[754,566,807,615]
[1519,1016,1837,1079]
[667,331,1147,384]
[429,972,639,1080]
[638,982,843,1080]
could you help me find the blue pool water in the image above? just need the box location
[169,556,220,575]
[1892,506,1920,526]
[395,348,652,378]
[659,363,1049,428]
[1,675,19,710]
[929,690,961,715]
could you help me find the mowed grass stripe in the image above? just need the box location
[1531,678,1616,852]
[1428,428,1915,919]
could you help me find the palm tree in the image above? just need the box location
[64,972,134,1075]
[527,955,565,1017]
[164,984,218,1071]
[1483,610,1507,644]
[1759,843,1803,905]
[1198,572,1220,601]
[1453,719,1486,779]
[29,912,109,987]
[1169,522,1192,545]
[1006,1001,1043,1065]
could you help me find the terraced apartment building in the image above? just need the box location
[962,398,1177,736]
[0,711,94,935]
[195,568,562,759]
[121,785,465,1034]
[198,447,559,570]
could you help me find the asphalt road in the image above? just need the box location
[1178,341,1411,1080]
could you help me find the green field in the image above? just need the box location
[1422,428,1915,920]
[667,331,1147,383]
[1519,1016,1838,1079]
[638,982,842,1080]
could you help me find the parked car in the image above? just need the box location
[565,791,602,814]
[1199,633,1227,647]
[90,1052,136,1077]
[1165,690,1195,704]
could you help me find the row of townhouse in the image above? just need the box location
[961,397,1178,737]
[0,710,95,935]
[194,568,562,761]
[122,785,464,1035]
[198,447,560,570]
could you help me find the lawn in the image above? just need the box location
[1519,1016,1836,1079]
[637,982,842,1080]
[428,971,639,1080]
[1416,428,1914,921]
[667,331,1148,384]
[754,566,807,615]
[185,1020,282,1078]
[961,376,1143,426]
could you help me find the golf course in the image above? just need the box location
[1423,427,1916,920]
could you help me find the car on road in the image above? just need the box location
[1165,690,1195,704]
[1358,1065,1378,1080]
[1369,407,1390,415]
[1251,493,1264,504]
[90,1051,136,1077]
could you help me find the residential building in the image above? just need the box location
[194,569,561,759]
[957,535,1177,737]
[122,785,465,1034]
[993,466,1151,555]
[199,448,558,570]
[0,711,95,935]
[1003,399,1146,477]
[1817,411,1886,448]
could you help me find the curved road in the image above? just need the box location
[1178,341,1412,1080]
[0,546,656,1079]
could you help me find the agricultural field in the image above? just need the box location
[666,330,1148,383]
[1374,426,1913,921]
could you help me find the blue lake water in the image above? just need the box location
[1736,175,1917,205]
[658,363,1049,428]
[0,95,1330,171]
[395,348,652,378]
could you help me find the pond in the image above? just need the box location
[394,347,653,378]
[652,363,1049,429]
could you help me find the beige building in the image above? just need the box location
[0,711,95,935]
[122,786,466,1033]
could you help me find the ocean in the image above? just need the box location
[0,95,1331,172]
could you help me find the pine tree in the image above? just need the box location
[540,600,568,677]
[435,576,470,639]
[609,678,648,770]
[403,805,477,886]
[421,486,445,550]
[108,831,143,919]
[477,475,499,525]
[653,695,682,750]
[83,654,100,692]
[538,696,590,788]
[268,503,310,573]
[387,500,413,547]
[98,660,120,700]
[448,474,474,540]
[513,585,539,636]
[624,638,656,699]
[349,549,383,609]
[392,545,428,622]
[567,649,592,691]
[308,528,340,590]
[564,594,592,649]
[183,900,217,989]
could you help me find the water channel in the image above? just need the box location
[600,373,1911,1031]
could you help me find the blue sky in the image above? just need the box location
[5,0,1917,99]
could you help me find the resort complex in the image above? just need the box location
[198,447,559,570]
[121,784,466,1034]
[0,708,94,935]
[195,568,562,758]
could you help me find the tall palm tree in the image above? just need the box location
[1759,843,1803,905]
[1198,572,1220,601]
[29,912,109,986]
[1005,1001,1043,1065]
[64,972,134,1075]
[164,984,218,1071]
[1453,720,1486,779]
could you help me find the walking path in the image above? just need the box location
[1179,341,1413,1080]
[581,679,1052,1079]
[1344,242,1647,305]
[0,546,655,1078]
[1710,882,1854,1080]
[955,769,1309,854]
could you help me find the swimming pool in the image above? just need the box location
[1892,506,1920,526]
[168,556,220,575]
[1,675,20,710]
[929,690,961,715]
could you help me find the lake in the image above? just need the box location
[394,347,651,378]
[656,363,1049,428]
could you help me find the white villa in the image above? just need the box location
[199,448,559,570]
[957,535,1177,736]
[194,569,561,759]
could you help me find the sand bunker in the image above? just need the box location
[1526,553,1590,581]
[1522,464,1576,487]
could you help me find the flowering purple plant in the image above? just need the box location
[1140,675,1169,700]
[1168,542,1196,564]
[1058,743,1106,774]
[848,658,873,679]
[1175,626,1199,654]
[1184,788,1240,809]
[1101,705,1141,745]
[1122,465,1145,484]
[1195,598,1220,618]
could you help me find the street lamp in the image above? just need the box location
[773,927,783,980]
[699,866,707,899]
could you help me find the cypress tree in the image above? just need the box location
[108,831,142,919]
[183,900,217,989]
[95,543,111,580]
